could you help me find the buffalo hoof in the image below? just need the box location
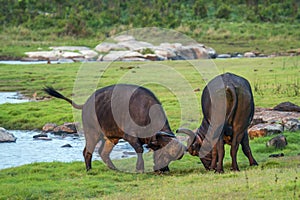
[154,166,170,175]
[214,169,224,174]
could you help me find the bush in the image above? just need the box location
[215,3,232,19]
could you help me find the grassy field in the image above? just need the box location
[1,22,300,59]
[0,57,300,199]
[0,132,299,199]
[0,56,299,130]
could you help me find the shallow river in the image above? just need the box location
[0,130,136,170]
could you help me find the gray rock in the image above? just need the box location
[95,42,126,53]
[266,134,287,149]
[113,35,135,42]
[282,118,300,132]
[244,52,256,58]
[118,40,153,51]
[50,46,90,51]
[0,127,17,142]
[217,54,231,58]
[248,123,283,139]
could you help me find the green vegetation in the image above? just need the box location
[1,0,300,58]
[0,131,299,199]
[0,56,299,130]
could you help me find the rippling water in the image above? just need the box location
[0,92,30,104]
[0,130,136,169]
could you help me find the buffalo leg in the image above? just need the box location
[215,139,225,173]
[210,146,218,170]
[230,132,244,171]
[241,131,258,166]
[100,139,117,170]
[125,136,144,173]
[83,129,101,171]
[83,147,93,171]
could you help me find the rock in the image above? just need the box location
[79,50,98,59]
[244,52,256,58]
[52,122,78,135]
[50,46,90,51]
[269,153,284,158]
[61,144,72,148]
[42,123,57,132]
[248,123,283,139]
[176,45,208,60]
[0,127,17,142]
[282,118,300,132]
[61,52,84,59]
[34,136,52,141]
[217,54,231,58]
[25,51,58,60]
[118,40,154,51]
[266,134,287,149]
[57,58,74,64]
[152,47,176,60]
[273,102,300,112]
[253,107,300,124]
[33,133,48,138]
[113,35,135,42]
[206,47,217,59]
[102,51,146,61]
[95,42,126,53]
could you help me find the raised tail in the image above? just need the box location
[43,86,83,110]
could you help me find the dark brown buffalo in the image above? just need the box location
[44,84,185,173]
[177,73,258,172]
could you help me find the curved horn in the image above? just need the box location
[156,131,175,138]
[176,128,202,147]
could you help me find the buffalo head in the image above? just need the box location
[149,131,186,173]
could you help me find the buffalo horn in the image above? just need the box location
[156,131,175,138]
[176,128,202,147]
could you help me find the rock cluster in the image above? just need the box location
[24,35,216,62]
[42,122,79,136]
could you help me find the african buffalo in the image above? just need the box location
[177,73,258,172]
[44,84,186,173]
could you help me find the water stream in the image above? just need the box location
[0,130,136,169]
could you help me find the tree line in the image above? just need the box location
[1,0,299,37]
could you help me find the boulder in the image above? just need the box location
[0,127,17,142]
[25,51,59,60]
[266,134,287,149]
[282,118,300,132]
[113,35,135,42]
[95,42,126,53]
[253,107,300,124]
[248,123,283,139]
[49,46,90,51]
[217,54,231,59]
[79,50,99,59]
[244,52,256,58]
[118,40,153,51]
[52,122,78,135]
[273,102,300,112]
[42,123,57,132]
[102,51,146,61]
[176,45,208,60]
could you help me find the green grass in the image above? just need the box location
[0,56,299,129]
[1,21,300,59]
[0,132,299,199]
[0,57,300,199]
